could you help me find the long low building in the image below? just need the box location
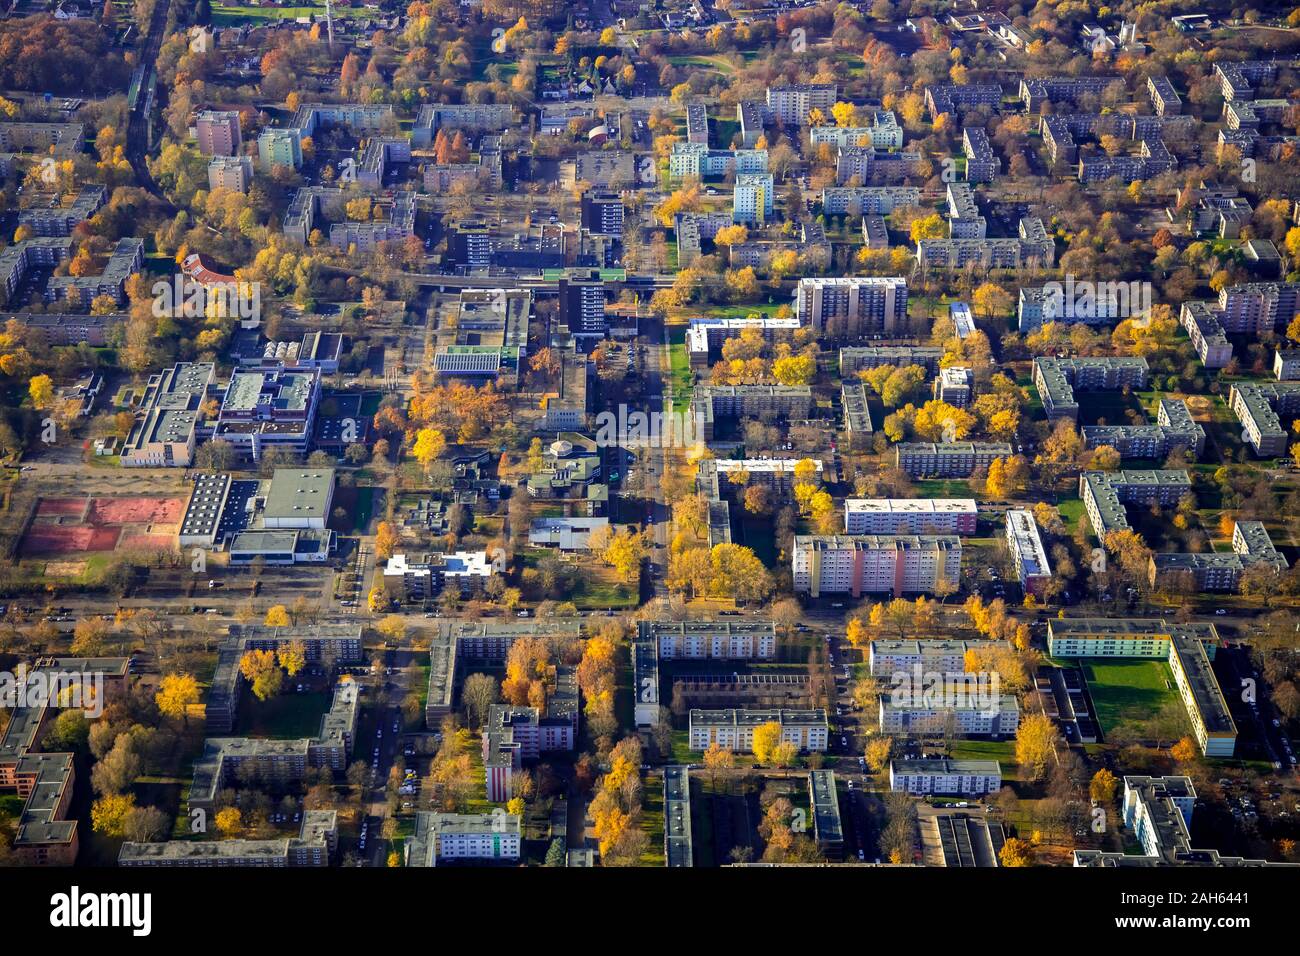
[808,770,844,859]
[793,534,961,598]
[1229,380,1300,456]
[1005,508,1052,597]
[869,639,1012,676]
[1148,519,1287,592]
[895,442,1012,478]
[639,619,776,660]
[664,766,693,867]
[838,345,944,376]
[845,498,978,535]
[889,759,1002,796]
[405,811,521,866]
[119,811,337,867]
[879,696,1020,736]
[688,708,828,752]
[1080,469,1192,539]
[1081,398,1205,460]
[1047,619,1236,757]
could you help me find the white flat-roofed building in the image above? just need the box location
[933,365,974,409]
[405,812,521,865]
[795,276,908,338]
[950,301,975,339]
[641,620,776,660]
[688,708,828,752]
[879,696,1020,736]
[844,498,978,535]
[1005,508,1052,597]
[870,639,1012,676]
[1047,618,1236,757]
[1275,349,1300,381]
[895,442,1012,478]
[889,759,1002,795]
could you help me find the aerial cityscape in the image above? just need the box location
[1,0,1299,915]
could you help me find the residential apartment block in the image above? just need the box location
[1047,619,1236,757]
[894,441,1012,478]
[120,811,337,867]
[688,709,829,752]
[639,619,777,661]
[879,696,1020,736]
[1005,508,1052,597]
[1081,398,1205,460]
[1228,380,1300,456]
[1034,356,1150,420]
[405,812,521,865]
[1074,775,1296,867]
[195,110,242,156]
[765,84,837,125]
[869,639,1011,676]
[889,759,1002,796]
[838,345,942,377]
[1080,469,1192,538]
[795,276,908,338]
[792,534,961,597]
[844,498,978,535]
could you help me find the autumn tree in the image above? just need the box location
[155,673,200,721]
[1015,712,1057,782]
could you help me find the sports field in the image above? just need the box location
[1078,659,1180,733]
[21,495,186,557]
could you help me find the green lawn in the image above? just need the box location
[1077,659,1180,733]
[667,325,693,413]
[914,478,975,498]
[211,3,369,23]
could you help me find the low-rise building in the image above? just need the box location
[1005,508,1052,597]
[1081,398,1205,460]
[688,708,829,752]
[1075,775,1298,867]
[120,811,337,867]
[1033,356,1149,421]
[879,696,1020,736]
[889,759,1002,796]
[844,498,978,535]
[405,812,521,865]
[894,441,1012,478]
[808,770,844,860]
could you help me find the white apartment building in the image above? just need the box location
[733,173,774,225]
[1005,508,1052,597]
[795,276,909,338]
[643,620,776,660]
[406,812,521,865]
[844,498,978,535]
[869,639,1011,677]
[688,709,829,752]
[889,759,1003,796]
[878,697,1020,736]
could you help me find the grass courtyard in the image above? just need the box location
[1077,659,1180,734]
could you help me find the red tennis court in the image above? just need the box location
[20,494,187,557]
